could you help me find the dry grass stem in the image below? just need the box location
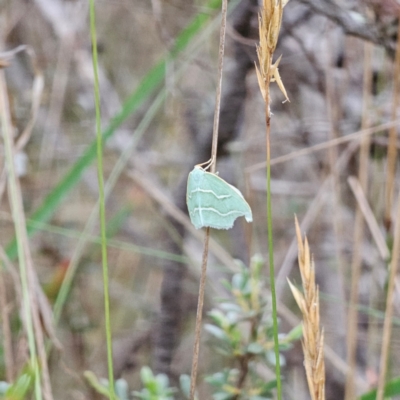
[0,69,52,399]
[384,10,400,229]
[345,40,373,400]
[246,119,400,172]
[288,217,325,400]
[376,192,400,399]
[348,176,390,261]
[276,140,360,297]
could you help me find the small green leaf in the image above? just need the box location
[208,309,228,326]
[260,379,278,392]
[247,342,264,355]
[358,377,400,399]
[140,366,154,385]
[0,381,10,395]
[232,273,246,291]
[157,374,170,390]
[284,324,303,342]
[115,379,129,400]
[179,375,191,398]
[213,392,235,400]
[219,303,242,313]
[5,374,33,400]
[205,324,229,341]
[83,371,112,397]
[225,311,240,325]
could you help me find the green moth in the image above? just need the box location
[186,165,253,230]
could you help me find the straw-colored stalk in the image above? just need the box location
[288,218,325,400]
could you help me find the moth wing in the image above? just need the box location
[187,168,203,228]
[186,168,252,230]
[203,173,253,228]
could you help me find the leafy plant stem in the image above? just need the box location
[89,1,115,398]
[189,1,228,398]
[266,117,282,399]
[232,356,251,400]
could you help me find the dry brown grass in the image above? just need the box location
[288,217,325,400]
[255,0,289,109]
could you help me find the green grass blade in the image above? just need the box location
[359,377,400,400]
[24,218,188,263]
[5,0,223,261]
[89,0,115,397]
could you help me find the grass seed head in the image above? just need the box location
[256,0,290,103]
[288,217,326,400]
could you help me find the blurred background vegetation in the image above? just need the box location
[1,0,400,399]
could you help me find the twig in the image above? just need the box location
[189,1,228,398]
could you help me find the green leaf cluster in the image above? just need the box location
[84,370,130,400]
[132,367,176,400]
[203,255,297,399]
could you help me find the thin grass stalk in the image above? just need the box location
[344,41,373,400]
[255,1,289,397]
[189,2,228,398]
[265,119,282,398]
[288,217,325,400]
[89,2,115,398]
[25,243,53,400]
[384,10,400,230]
[0,69,42,399]
[376,191,400,399]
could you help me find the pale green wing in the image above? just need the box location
[186,166,253,230]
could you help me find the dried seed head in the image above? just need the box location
[288,216,326,400]
[256,0,290,103]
